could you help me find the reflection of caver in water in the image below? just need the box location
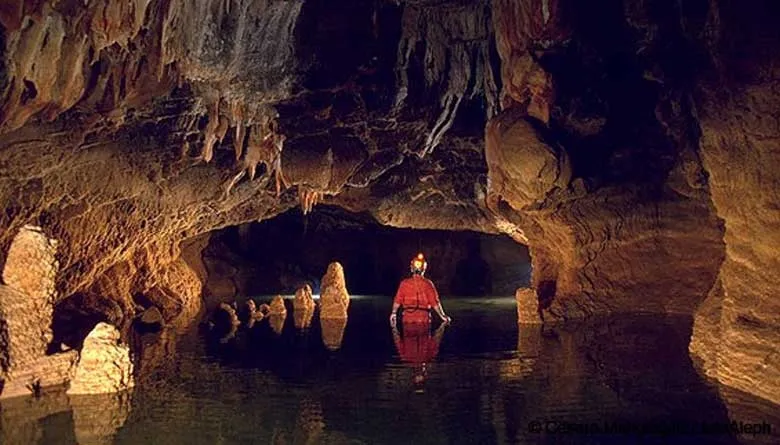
[389,253,452,326]
[393,322,448,393]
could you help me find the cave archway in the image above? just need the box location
[200,205,531,304]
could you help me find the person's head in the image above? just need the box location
[410,253,427,276]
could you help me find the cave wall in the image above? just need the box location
[688,0,780,405]
[484,0,778,404]
[485,0,725,319]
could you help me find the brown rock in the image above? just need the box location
[319,262,349,319]
[293,284,315,313]
[67,323,134,395]
[0,226,59,372]
[269,295,287,315]
[293,284,315,329]
[217,302,241,327]
[485,108,571,211]
[0,351,79,400]
[515,288,541,324]
[139,306,164,326]
[686,2,780,405]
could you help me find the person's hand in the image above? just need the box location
[389,312,397,327]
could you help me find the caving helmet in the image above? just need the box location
[410,253,428,275]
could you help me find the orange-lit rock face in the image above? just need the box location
[486,0,726,320]
[486,0,779,405]
[319,262,350,319]
[687,2,780,405]
[67,322,134,395]
[0,226,58,372]
[293,284,315,329]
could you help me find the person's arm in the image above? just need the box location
[428,280,452,323]
[389,302,400,327]
[390,282,404,326]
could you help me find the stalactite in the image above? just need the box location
[395,1,499,156]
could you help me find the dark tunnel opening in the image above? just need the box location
[201,205,531,301]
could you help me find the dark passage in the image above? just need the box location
[201,205,531,299]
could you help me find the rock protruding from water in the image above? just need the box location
[243,299,267,328]
[0,225,59,372]
[293,284,315,329]
[515,288,541,324]
[294,284,315,312]
[319,262,349,319]
[67,323,134,395]
[269,295,287,315]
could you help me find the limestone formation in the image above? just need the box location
[0,226,83,399]
[67,323,134,395]
[264,296,287,335]
[515,288,541,324]
[217,303,241,328]
[294,310,315,331]
[688,2,780,404]
[319,262,350,319]
[269,295,287,315]
[0,351,79,400]
[0,226,59,372]
[293,284,315,314]
[139,306,164,327]
[293,284,315,329]
[243,299,266,328]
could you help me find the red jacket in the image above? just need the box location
[394,275,440,323]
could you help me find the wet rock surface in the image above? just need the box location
[67,323,134,395]
[319,262,350,319]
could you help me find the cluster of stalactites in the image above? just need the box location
[198,95,329,216]
[298,186,324,215]
[394,1,500,158]
[192,97,288,198]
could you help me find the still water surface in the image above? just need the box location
[1,296,778,445]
